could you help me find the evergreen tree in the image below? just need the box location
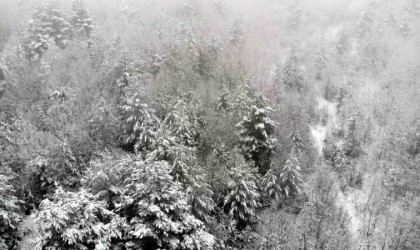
[279,150,303,198]
[119,97,160,153]
[163,99,199,148]
[216,90,231,112]
[148,125,195,184]
[71,0,94,38]
[282,53,303,91]
[343,116,361,158]
[236,96,277,175]
[224,153,260,228]
[289,129,306,153]
[229,16,245,47]
[34,187,124,249]
[0,173,21,250]
[82,150,136,209]
[186,173,216,222]
[231,84,255,117]
[119,160,215,249]
[21,1,73,59]
[261,166,281,201]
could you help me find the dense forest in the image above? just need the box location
[0,0,419,249]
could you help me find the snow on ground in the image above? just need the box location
[337,191,362,244]
[18,215,40,250]
[311,124,327,155]
[310,94,362,247]
[310,96,339,156]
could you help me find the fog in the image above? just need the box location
[0,0,419,249]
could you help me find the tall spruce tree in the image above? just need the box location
[71,0,94,38]
[279,150,303,198]
[236,96,277,175]
[21,1,73,59]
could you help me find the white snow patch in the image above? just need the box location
[310,94,363,245]
[310,97,339,156]
[336,191,362,243]
[310,124,327,155]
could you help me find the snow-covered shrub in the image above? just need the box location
[34,187,124,249]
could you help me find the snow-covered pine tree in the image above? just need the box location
[261,166,281,201]
[279,150,303,198]
[163,99,199,148]
[148,125,195,184]
[343,116,361,158]
[236,96,277,175]
[289,129,306,154]
[71,0,94,39]
[231,83,255,117]
[119,97,160,153]
[34,187,124,249]
[282,52,303,91]
[82,149,137,209]
[147,121,215,221]
[229,16,245,47]
[186,172,216,222]
[224,153,260,229]
[120,160,215,249]
[216,90,231,112]
[0,173,21,249]
[21,1,73,59]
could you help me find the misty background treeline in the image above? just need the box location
[0,0,419,249]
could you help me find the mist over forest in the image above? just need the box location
[0,0,419,249]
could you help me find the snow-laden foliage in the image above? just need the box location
[147,119,215,222]
[119,160,215,249]
[236,97,277,175]
[148,125,195,184]
[281,53,303,91]
[0,173,21,249]
[280,151,303,198]
[21,1,73,59]
[230,84,255,117]
[82,150,138,209]
[186,173,216,222]
[71,1,94,39]
[119,97,160,152]
[216,90,231,112]
[224,154,260,228]
[229,16,245,47]
[34,187,124,249]
[261,167,282,201]
[162,99,199,148]
[289,129,306,153]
